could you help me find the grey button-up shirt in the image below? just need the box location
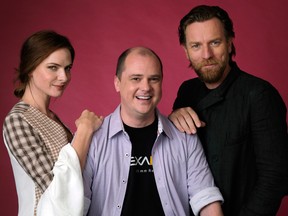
[83,106,223,216]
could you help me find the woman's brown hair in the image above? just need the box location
[14,30,75,98]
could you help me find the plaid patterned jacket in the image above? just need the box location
[3,101,73,214]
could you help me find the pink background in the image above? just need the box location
[1,0,287,215]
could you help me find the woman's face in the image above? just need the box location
[28,48,73,100]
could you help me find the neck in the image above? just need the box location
[121,111,156,128]
[22,88,50,116]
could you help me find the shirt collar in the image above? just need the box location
[108,105,173,140]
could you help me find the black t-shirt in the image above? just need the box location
[121,118,165,216]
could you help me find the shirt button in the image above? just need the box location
[117,204,121,209]
[122,179,126,184]
[125,153,129,157]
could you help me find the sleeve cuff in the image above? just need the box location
[190,186,224,215]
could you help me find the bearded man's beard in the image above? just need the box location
[190,59,226,84]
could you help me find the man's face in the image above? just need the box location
[183,18,232,89]
[114,51,162,126]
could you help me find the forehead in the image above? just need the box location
[185,18,225,41]
[123,51,162,76]
[42,48,72,63]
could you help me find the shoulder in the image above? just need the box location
[230,68,286,112]
[4,101,30,126]
[158,113,199,143]
[238,71,269,85]
[231,62,273,91]
[7,101,30,116]
[92,108,122,140]
[237,71,281,97]
[158,116,202,158]
[232,63,273,89]
[179,77,201,89]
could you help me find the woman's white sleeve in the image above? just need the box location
[37,144,83,216]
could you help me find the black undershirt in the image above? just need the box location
[121,118,165,216]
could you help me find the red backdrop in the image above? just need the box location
[1,0,287,215]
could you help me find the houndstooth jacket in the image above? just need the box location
[3,101,84,216]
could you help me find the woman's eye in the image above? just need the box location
[48,66,57,71]
[65,66,72,73]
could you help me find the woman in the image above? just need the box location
[3,30,103,216]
